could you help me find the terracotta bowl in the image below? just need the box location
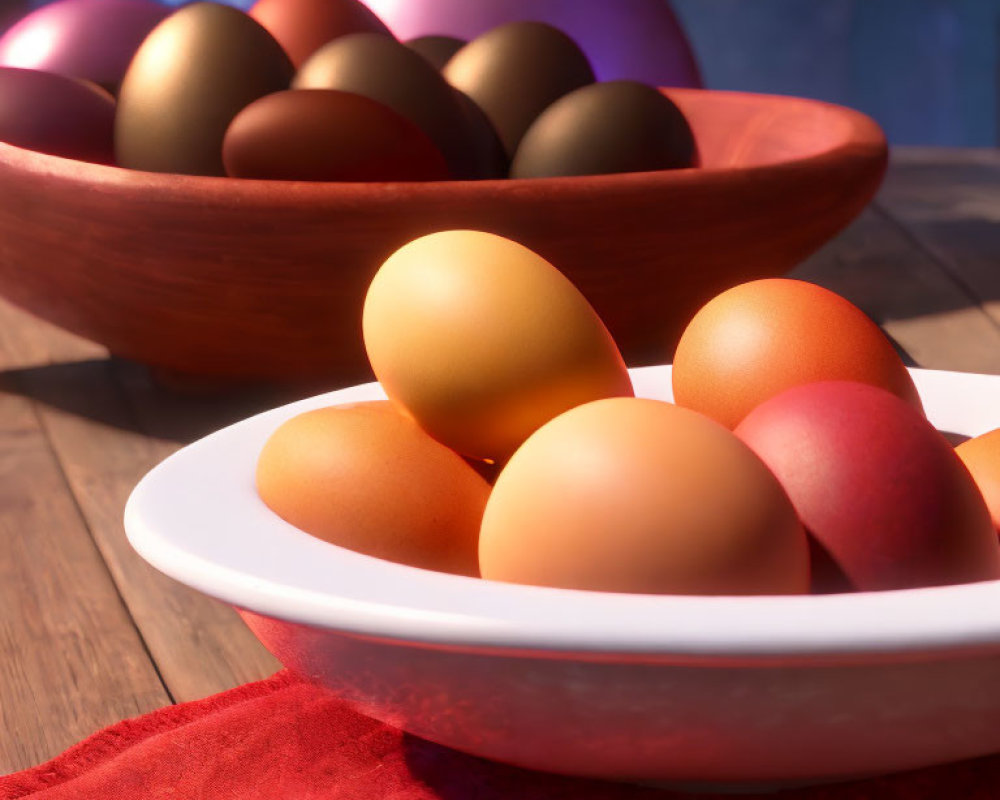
[0,88,886,383]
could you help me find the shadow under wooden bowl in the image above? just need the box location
[0,87,887,383]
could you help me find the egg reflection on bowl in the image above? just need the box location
[125,365,1000,790]
[0,88,886,382]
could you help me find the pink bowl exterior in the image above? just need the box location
[239,609,1000,785]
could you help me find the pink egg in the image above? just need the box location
[0,0,171,90]
[734,381,1000,593]
[361,0,701,88]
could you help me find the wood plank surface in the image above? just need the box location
[876,148,1000,338]
[0,301,280,711]
[26,357,282,704]
[791,205,1000,373]
[0,304,170,774]
[2,149,1000,775]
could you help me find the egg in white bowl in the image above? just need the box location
[124,365,1000,790]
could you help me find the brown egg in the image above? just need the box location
[672,279,923,429]
[452,87,507,179]
[248,0,391,67]
[510,80,695,178]
[256,400,489,576]
[292,32,480,178]
[222,89,450,181]
[0,67,115,163]
[362,230,634,462]
[442,21,595,158]
[479,397,810,595]
[956,428,1000,535]
[115,2,294,176]
[405,35,465,70]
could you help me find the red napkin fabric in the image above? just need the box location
[2,670,998,800]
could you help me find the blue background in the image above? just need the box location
[671,0,999,146]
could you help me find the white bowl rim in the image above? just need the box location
[124,366,1000,660]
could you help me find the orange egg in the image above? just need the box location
[256,400,489,576]
[479,397,810,595]
[248,0,392,67]
[956,428,1000,535]
[362,230,633,462]
[671,278,922,429]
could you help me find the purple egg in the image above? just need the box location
[0,66,116,163]
[361,0,702,88]
[0,0,171,90]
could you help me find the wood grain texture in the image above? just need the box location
[0,306,168,774]
[25,359,282,703]
[0,88,886,381]
[791,205,1000,374]
[0,301,281,713]
[876,148,1000,341]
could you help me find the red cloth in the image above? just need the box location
[1,670,997,800]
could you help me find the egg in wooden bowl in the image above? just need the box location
[0,84,885,383]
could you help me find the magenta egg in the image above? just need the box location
[360,0,701,88]
[0,66,116,163]
[0,0,171,90]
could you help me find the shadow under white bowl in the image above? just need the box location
[124,366,1000,789]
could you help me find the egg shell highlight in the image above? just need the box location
[479,397,810,595]
[115,1,294,176]
[0,0,171,91]
[672,278,923,429]
[362,230,633,462]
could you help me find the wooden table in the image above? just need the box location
[3,147,1000,775]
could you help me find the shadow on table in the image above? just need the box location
[0,333,920,448]
[0,357,323,444]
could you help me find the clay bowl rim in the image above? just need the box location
[124,365,1000,667]
[0,87,886,207]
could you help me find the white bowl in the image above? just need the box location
[124,366,1000,790]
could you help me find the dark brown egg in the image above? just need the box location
[510,80,695,178]
[248,0,392,68]
[222,88,451,181]
[292,32,479,178]
[452,88,507,180]
[115,2,294,176]
[442,21,595,158]
[405,35,465,70]
[0,66,115,163]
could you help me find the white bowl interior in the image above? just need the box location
[124,366,1000,658]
